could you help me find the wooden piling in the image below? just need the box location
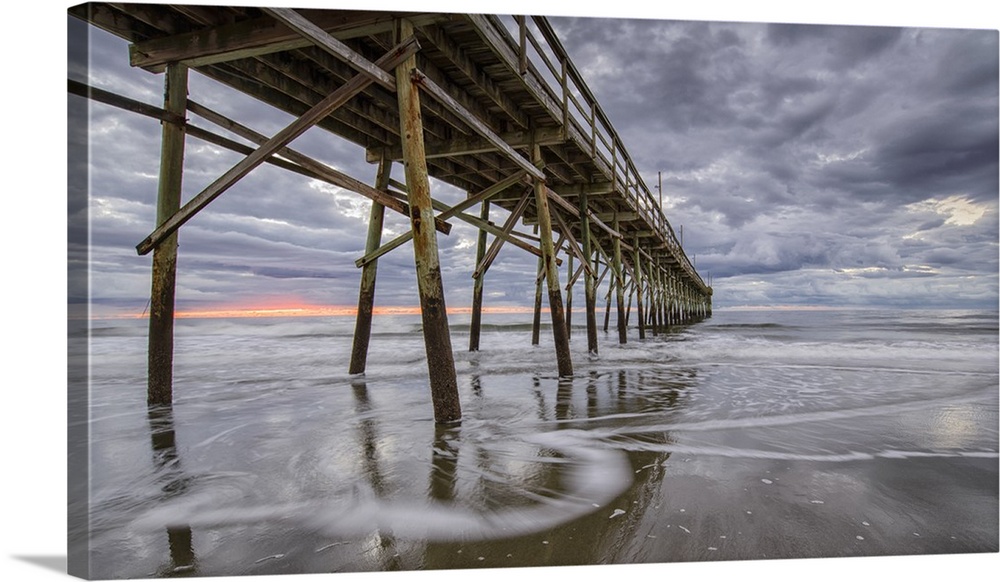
[565,253,573,339]
[468,200,490,351]
[633,237,646,340]
[348,157,392,375]
[603,280,612,333]
[646,263,657,335]
[656,271,664,329]
[147,63,187,408]
[532,146,573,377]
[395,18,460,422]
[612,214,627,344]
[531,252,544,346]
[580,190,599,354]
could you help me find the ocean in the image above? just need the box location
[75,308,999,578]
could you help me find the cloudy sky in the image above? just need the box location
[68,1,998,315]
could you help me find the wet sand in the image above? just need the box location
[364,446,998,572]
[79,311,999,578]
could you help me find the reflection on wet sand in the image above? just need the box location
[414,368,686,569]
[147,407,196,577]
[112,365,709,576]
[349,379,402,571]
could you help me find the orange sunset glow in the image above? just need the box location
[117,303,539,320]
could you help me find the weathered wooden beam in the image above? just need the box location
[69,3,159,44]
[349,156,393,375]
[256,48,415,138]
[530,251,543,347]
[395,18,460,423]
[68,78,184,125]
[69,78,329,180]
[418,23,530,129]
[365,127,565,163]
[147,63,187,408]
[465,14,564,126]
[603,269,613,333]
[534,234,566,286]
[595,211,639,222]
[532,145,573,377]
[550,206,595,279]
[580,189,598,354]
[135,36,420,256]
[129,9,444,71]
[545,141,596,182]
[264,7,398,91]
[633,235,646,340]
[412,70,545,182]
[549,181,615,197]
[567,252,587,290]
[474,187,533,280]
[185,99,451,236]
[469,200,490,352]
[354,171,527,268]
[613,213,627,344]
[199,60,379,147]
[446,205,557,265]
[565,252,574,339]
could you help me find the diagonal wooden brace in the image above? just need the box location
[411,70,546,183]
[185,100,450,236]
[263,7,397,91]
[135,35,420,256]
[473,187,533,279]
[354,171,528,268]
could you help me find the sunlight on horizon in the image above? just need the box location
[98,303,541,320]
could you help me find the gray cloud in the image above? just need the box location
[77,7,998,313]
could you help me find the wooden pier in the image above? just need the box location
[70,4,712,423]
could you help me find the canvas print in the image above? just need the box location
[67,1,998,580]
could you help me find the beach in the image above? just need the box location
[74,308,998,577]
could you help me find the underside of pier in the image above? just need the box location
[70,3,713,423]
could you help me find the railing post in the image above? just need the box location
[560,57,569,139]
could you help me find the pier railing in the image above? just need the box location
[489,14,707,292]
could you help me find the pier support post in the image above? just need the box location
[469,200,490,351]
[603,280,612,333]
[646,263,657,335]
[349,156,392,374]
[657,267,666,331]
[396,19,460,422]
[565,253,573,339]
[147,63,188,408]
[580,191,598,354]
[533,146,573,377]
[673,277,680,324]
[633,236,646,340]
[531,252,544,346]
[647,268,655,332]
[612,214,627,344]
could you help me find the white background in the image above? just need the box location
[3,1,997,581]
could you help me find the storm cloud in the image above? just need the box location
[70,2,998,314]
[548,11,997,308]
